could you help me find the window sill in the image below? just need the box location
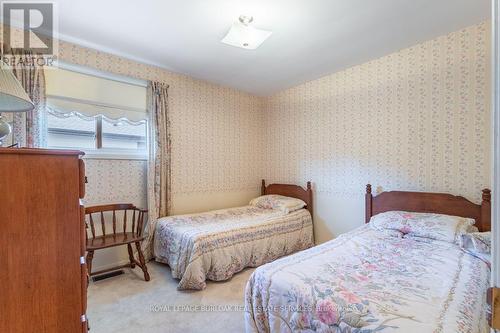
[81,149,148,161]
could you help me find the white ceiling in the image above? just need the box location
[53,0,490,96]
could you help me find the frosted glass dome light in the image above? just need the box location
[221,15,272,50]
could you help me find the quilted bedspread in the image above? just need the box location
[245,225,490,333]
[154,206,314,290]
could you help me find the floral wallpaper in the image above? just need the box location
[57,40,266,208]
[82,159,147,207]
[264,22,491,203]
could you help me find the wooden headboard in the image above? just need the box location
[365,184,491,232]
[261,179,313,216]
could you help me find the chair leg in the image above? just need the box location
[135,241,150,281]
[127,244,136,268]
[86,250,94,276]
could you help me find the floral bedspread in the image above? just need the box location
[154,206,313,290]
[244,225,490,333]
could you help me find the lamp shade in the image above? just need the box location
[0,62,34,112]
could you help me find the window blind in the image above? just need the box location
[45,68,147,123]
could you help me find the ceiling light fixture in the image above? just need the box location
[221,15,272,50]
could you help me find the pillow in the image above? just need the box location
[460,231,491,254]
[249,195,306,214]
[370,211,475,244]
[467,225,480,233]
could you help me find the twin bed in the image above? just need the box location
[152,180,491,332]
[153,180,314,290]
[245,185,492,333]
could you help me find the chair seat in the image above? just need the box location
[87,232,144,250]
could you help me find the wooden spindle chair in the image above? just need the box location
[85,204,150,281]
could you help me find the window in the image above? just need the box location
[47,111,96,149]
[47,111,147,151]
[45,66,148,159]
[101,117,147,150]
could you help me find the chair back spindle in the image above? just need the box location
[89,214,96,238]
[100,211,106,236]
[123,210,127,233]
[139,211,145,234]
[132,210,136,234]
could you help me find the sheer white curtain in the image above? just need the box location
[143,81,171,260]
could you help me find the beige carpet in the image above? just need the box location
[87,261,255,333]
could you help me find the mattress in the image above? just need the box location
[245,224,490,333]
[154,205,314,290]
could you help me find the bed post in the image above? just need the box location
[365,184,372,224]
[307,181,313,218]
[481,189,491,232]
[261,179,266,195]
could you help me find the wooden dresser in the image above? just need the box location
[0,148,88,332]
